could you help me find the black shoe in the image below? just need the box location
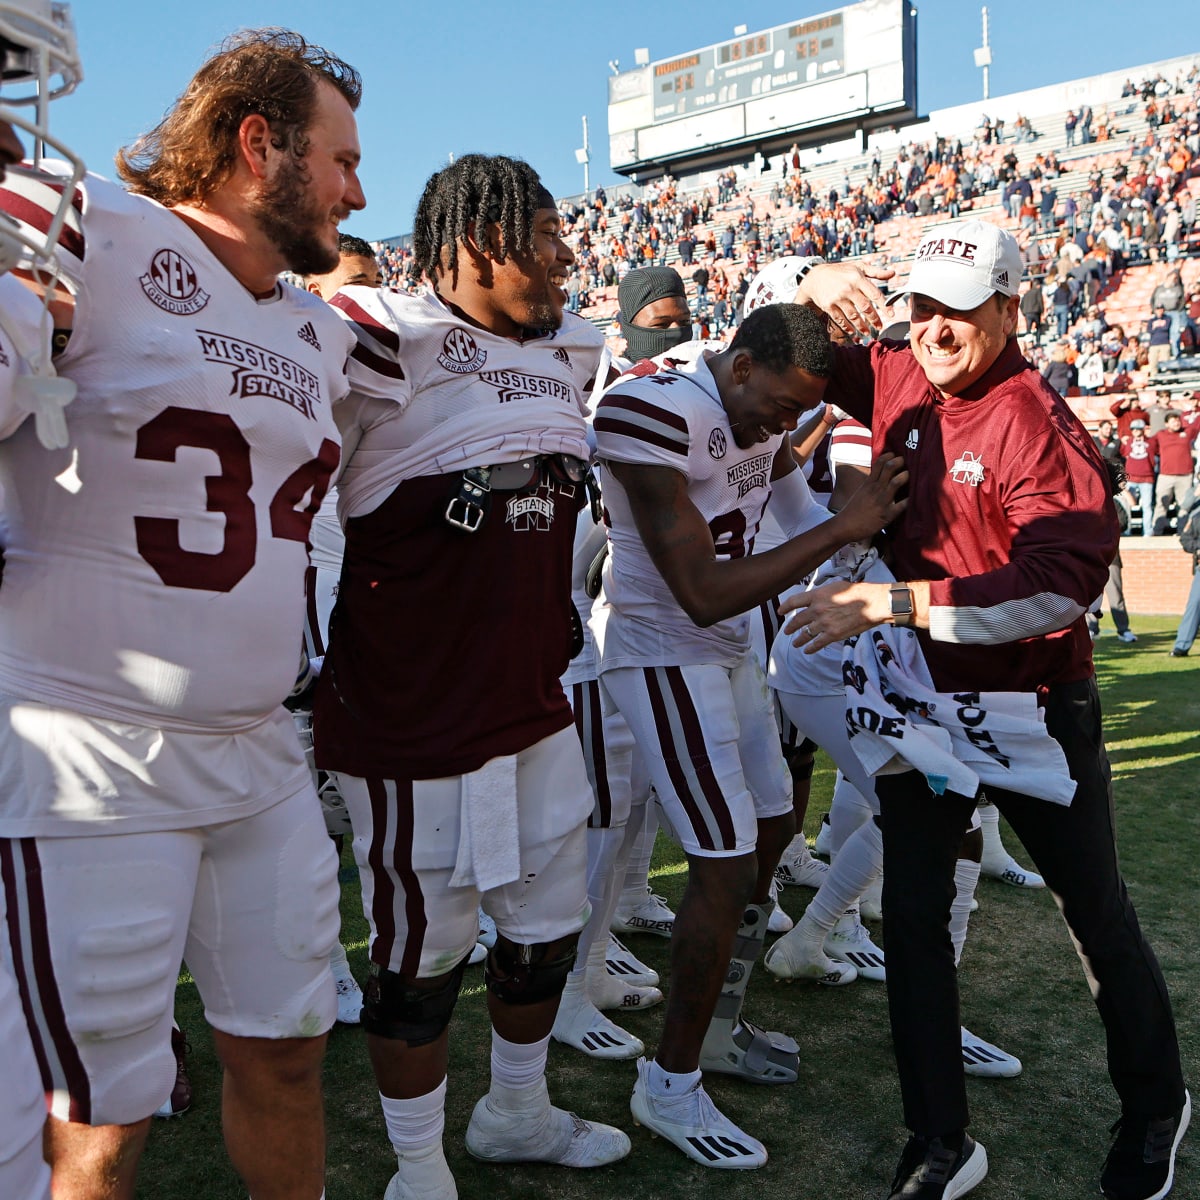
[1101,1091,1190,1200]
[888,1133,988,1199]
[1169,649,1189,658]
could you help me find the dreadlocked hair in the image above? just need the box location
[411,153,548,282]
[729,302,833,377]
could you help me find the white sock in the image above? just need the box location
[490,1031,549,1093]
[978,801,1009,866]
[801,817,883,933]
[329,940,351,977]
[647,1058,701,1097]
[950,858,981,967]
[619,804,658,908]
[380,1078,446,1157]
[578,824,626,966]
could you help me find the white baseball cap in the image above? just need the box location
[904,219,1023,312]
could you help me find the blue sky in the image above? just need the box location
[47,1,1199,241]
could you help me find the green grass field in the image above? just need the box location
[141,618,1197,1199]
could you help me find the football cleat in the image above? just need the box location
[960,1026,1022,1078]
[612,887,675,938]
[764,927,858,985]
[465,1081,630,1167]
[333,969,364,1024]
[552,987,644,1060]
[476,909,498,948]
[589,970,663,1013]
[383,1144,457,1200]
[773,844,830,889]
[152,1025,192,1119]
[467,941,487,966]
[630,1057,767,1169]
[766,878,793,933]
[814,813,834,858]
[980,857,1045,889]
[825,915,886,982]
[604,934,659,988]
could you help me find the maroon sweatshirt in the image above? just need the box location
[827,338,1117,693]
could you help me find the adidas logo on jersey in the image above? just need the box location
[298,321,322,351]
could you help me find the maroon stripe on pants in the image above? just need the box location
[573,681,612,829]
[644,667,717,851]
[663,666,738,850]
[304,565,325,656]
[365,778,426,977]
[1,839,92,1123]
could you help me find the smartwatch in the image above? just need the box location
[890,584,915,628]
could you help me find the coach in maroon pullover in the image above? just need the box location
[782,220,1188,1200]
[1149,411,1200,532]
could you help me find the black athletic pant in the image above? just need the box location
[876,676,1185,1137]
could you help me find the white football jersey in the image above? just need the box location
[0,166,352,732]
[591,349,785,670]
[329,286,603,521]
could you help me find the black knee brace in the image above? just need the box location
[485,934,578,1006]
[783,739,817,782]
[361,955,470,1044]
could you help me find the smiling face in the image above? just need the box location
[724,352,828,448]
[483,206,574,337]
[251,79,365,276]
[909,291,1020,398]
[633,294,691,330]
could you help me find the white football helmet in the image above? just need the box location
[0,0,84,271]
[742,255,824,318]
[0,1,83,449]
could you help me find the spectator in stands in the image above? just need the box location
[1122,419,1157,535]
[1042,343,1077,396]
[691,264,709,302]
[1039,183,1058,232]
[1149,411,1200,532]
[1020,282,1045,342]
[1094,419,1124,467]
[1052,275,1072,339]
[1152,270,1191,358]
[1111,393,1152,438]
[1147,304,1174,369]
[677,233,694,265]
[1077,340,1106,395]
[1065,108,1078,147]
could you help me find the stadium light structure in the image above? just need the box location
[973,6,992,100]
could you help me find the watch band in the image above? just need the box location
[890,584,915,628]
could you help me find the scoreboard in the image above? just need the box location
[608,0,916,177]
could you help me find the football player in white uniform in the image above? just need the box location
[592,302,906,1168]
[312,154,629,1200]
[0,26,364,1200]
[0,5,81,1196]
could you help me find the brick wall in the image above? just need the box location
[1115,537,1195,614]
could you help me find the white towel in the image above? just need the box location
[844,627,1077,806]
[448,754,521,891]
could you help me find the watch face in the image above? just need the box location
[891,588,914,616]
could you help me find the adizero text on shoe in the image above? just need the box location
[553,991,644,1060]
[824,919,886,982]
[699,1018,799,1084]
[773,846,830,889]
[888,1134,988,1199]
[960,1026,1022,1078]
[465,1094,630,1167]
[604,935,659,987]
[980,857,1045,888]
[764,928,858,985]
[1101,1090,1190,1200]
[612,888,675,937]
[630,1057,766,1169]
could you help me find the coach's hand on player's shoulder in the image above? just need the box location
[795,260,895,339]
[830,452,908,542]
